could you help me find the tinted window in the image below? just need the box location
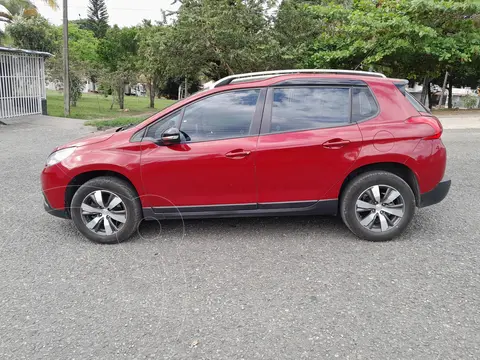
[270,87,350,133]
[352,87,378,121]
[180,90,260,142]
[145,110,182,139]
[406,91,431,113]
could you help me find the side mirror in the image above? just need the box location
[160,127,181,145]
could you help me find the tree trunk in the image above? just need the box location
[420,76,428,105]
[427,81,432,110]
[448,78,453,109]
[118,86,125,110]
[148,80,155,108]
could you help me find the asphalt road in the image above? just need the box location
[0,116,479,359]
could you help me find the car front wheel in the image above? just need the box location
[340,171,416,242]
[70,176,142,244]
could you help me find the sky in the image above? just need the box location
[35,0,180,27]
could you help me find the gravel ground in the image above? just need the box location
[0,116,479,359]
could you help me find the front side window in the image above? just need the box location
[180,89,260,142]
[269,87,350,133]
[145,110,182,140]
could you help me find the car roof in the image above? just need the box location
[211,73,402,91]
[137,72,404,128]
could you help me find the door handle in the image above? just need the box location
[225,150,252,159]
[322,139,351,149]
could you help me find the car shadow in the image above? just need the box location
[135,215,352,242]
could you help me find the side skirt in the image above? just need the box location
[142,200,338,220]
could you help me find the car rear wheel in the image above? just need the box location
[340,171,416,242]
[70,177,142,244]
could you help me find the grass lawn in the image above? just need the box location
[47,90,176,129]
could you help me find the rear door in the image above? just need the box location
[255,85,365,206]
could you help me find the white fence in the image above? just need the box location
[0,51,46,119]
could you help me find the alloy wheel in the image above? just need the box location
[355,184,405,233]
[80,190,127,236]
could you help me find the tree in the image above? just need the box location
[137,24,175,107]
[303,0,480,85]
[70,18,90,31]
[273,0,329,69]
[47,24,99,106]
[169,0,277,80]
[0,0,58,22]
[87,0,109,38]
[97,26,138,109]
[6,15,59,53]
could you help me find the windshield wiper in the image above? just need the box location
[116,123,135,132]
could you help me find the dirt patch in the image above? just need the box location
[433,109,480,116]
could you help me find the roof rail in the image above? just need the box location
[213,69,387,88]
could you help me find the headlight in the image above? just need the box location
[46,147,76,167]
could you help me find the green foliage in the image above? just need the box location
[97,26,139,109]
[46,24,99,106]
[5,0,480,117]
[137,24,173,107]
[304,0,480,80]
[87,0,109,38]
[170,0,278,80]
[69,74,83,106]
[462,94,479,109]
[0,0,58,21]
[6,15,59,52]
[70,18,91,31]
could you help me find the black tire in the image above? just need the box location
[340,171,416,242]
[70,176,142,244]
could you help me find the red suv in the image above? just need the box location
[41,70,450,244]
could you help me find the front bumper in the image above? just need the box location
[43,194,70,219]
[419,177,451,208]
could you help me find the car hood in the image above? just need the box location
[56,128,118,150]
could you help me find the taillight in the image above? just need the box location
[405,115,443,139]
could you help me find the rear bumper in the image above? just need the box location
[43,193,70,219]
[419,177,451,208]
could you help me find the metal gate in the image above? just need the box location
[0,48,49,119]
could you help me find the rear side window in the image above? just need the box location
[352,87,378,121]
[406,91,431,113]
[270,87,350,133]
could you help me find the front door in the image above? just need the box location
[140,89,264,211]
[255,86,364,205]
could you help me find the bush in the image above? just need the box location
[70,74,84,107]
[462,94,479,109]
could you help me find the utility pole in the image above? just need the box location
[63,0,70,116]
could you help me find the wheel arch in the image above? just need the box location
[65,170,140,216]
[339,162,420,206]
